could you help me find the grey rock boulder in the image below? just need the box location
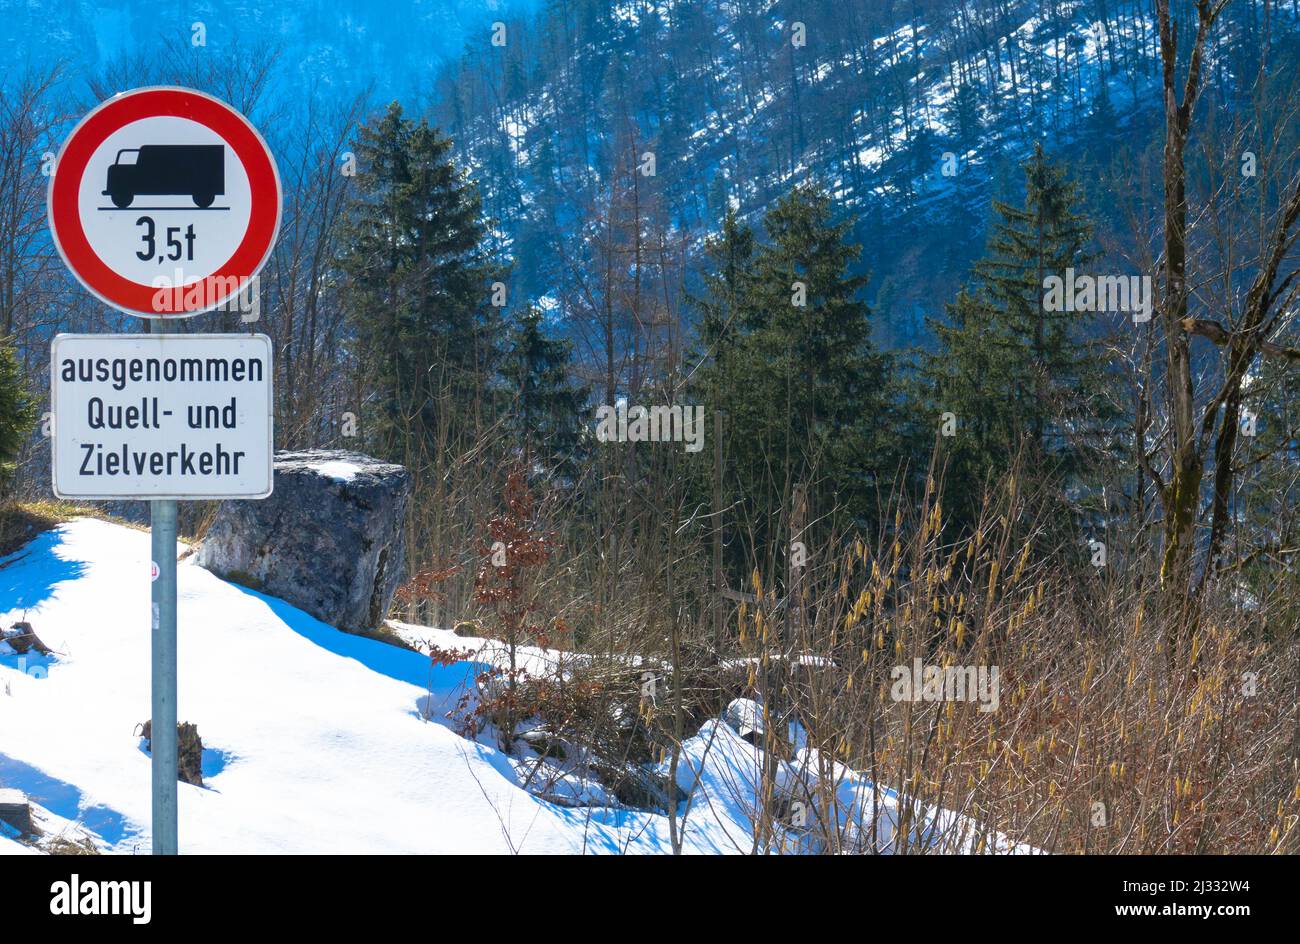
[196,450,411,633]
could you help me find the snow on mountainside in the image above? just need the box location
[437,0,1295,345]
[0,519,1033,854]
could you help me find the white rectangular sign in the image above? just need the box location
[51,333,273,499]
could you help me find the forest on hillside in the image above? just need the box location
[3,0,1300,854]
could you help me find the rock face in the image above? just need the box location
[196,450,410,633]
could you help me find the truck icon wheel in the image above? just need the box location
[109,190,133,208]
[193,193,215,209]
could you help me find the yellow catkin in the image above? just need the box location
[1012,543,1030,584]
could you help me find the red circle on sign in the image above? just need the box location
[48,87,281,316]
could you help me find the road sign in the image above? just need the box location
[51,334,274,499]
[48,87,281,318]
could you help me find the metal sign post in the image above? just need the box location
[150,497,178,854]
[147,316,177,856]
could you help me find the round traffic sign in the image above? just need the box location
[48,87,281,318]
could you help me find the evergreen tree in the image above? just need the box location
[1087,84,1118,144]
[694,207,756,379]
[501,307,589,473]
[946,81,983,147]
[0,339,34,495]
[923,144,1111,517]
[693,185,896,560]
[339,102,506,465]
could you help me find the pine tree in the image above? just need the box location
[0,338,35,495]
[693,207,756,379]
[923,144,1110,517]
[946,82,983,147]
[339,102,506,465]
[501,307,589,473]
[693,185,896,557]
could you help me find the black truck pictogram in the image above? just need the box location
[103,144,225,208]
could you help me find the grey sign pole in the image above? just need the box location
[148,318,179,855]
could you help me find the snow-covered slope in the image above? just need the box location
[0,519,679,853]
[0,518,1031,854]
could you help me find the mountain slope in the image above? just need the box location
[435,0,1297,346]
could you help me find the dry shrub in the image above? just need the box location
[732,469,1300,854]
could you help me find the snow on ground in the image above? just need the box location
[0,833,33,854]
[0,519,684,853]
[389,619,587,679]
[0,518,1030,854]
